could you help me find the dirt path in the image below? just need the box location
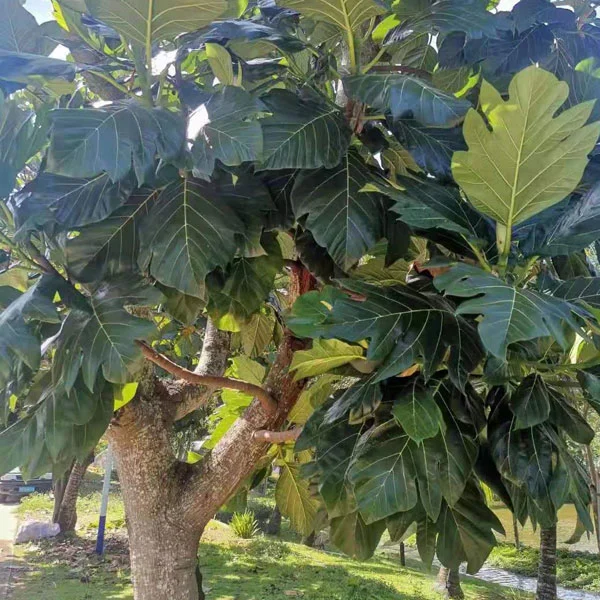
[0,504,17,599]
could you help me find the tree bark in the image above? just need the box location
[399,542,406,567]
[584,444,600,554]
[108,267,313,600]
[52,463,72,525]
[435,567,464,599]
[266,506,282,536]
[537,526,558,600]
[56,453,94,533]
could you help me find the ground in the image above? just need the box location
[9,520,529,600]
[8,481,600,599]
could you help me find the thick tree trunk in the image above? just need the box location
[266,507,282,535]
[56,453,94,533]
[109,269,314,600]
[536,526,557,600]
[435,567,464,599]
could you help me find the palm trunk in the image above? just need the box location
[56,453,94,533]
[536,526,557,600]
[52,463,72,524]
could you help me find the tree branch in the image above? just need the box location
[136,340,277,415]
[252,428,302,443]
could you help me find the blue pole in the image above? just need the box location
[95,445,113,555]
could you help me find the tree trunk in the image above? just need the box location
[537,526,557,600]
[435,567,464,599]
[399,542,406,566]
[52,463,73,524]
[266,506,282,535]
[108,269,314,600]
[585,444,600,554]
[56,453,94,533]
[302,531,316,547]
[513,513,521,552]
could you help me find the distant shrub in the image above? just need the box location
[230,511,260,539]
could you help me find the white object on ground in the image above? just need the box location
[14,521,60,544]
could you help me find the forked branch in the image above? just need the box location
[136,340,277,414]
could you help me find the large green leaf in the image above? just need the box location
[86,0,227,48]
[0,50,75,95]
[206,238,282,328]
[16,172,135,229]
[289,280,482,389]
[437,482,504,574]
[237,310,276,357]
[0,276,61,390]
[349,427,418,523]
[0,0,42,53]
[329,511,386,560]
[434,263,585,359]
[138,177,245,297]
[291,151,390,269]
[290,339,364,380]
[391,380,444,444]
[280,0,384,34]
[395,0,498,40]
[0,409,43,476]
[344,74,471,128]
[66,189,158,282]
[377,177,490,241]
[53,282,158,391]
[259,90,350,170]
[190,87,264,179]
[276,462,320,535]
[539,274,600,310]
[452,66,600,229]
[511,374,551,430]
[0,101,48,197]
[324,378,383,425]
[46,102,185,186]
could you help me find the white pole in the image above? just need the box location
[95,445,113,555]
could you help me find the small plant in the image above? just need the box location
[230,511,260,539]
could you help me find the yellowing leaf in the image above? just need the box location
[453,66,600,229]
[276,462,320,535]
[113,382,139,410]
[290,339,364,380]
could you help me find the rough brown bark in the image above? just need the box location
[536,526,558,600]
[435,567,464,599]
[108,267,314,600]
[56,453,94,533]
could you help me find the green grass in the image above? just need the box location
[487,543,600,592]
[10,520,530,600]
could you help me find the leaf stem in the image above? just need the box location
[464,237,493,273]
[89,70,135,98]
[496,223,510,274]
[0,231,40,271]
[363,47,387,74]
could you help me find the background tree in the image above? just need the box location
[1,1,600,600]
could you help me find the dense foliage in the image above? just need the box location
[2,0,600,575]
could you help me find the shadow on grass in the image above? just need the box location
[199,539,429,600]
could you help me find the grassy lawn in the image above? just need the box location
[11,519,530,600]
[12,486,533,600]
